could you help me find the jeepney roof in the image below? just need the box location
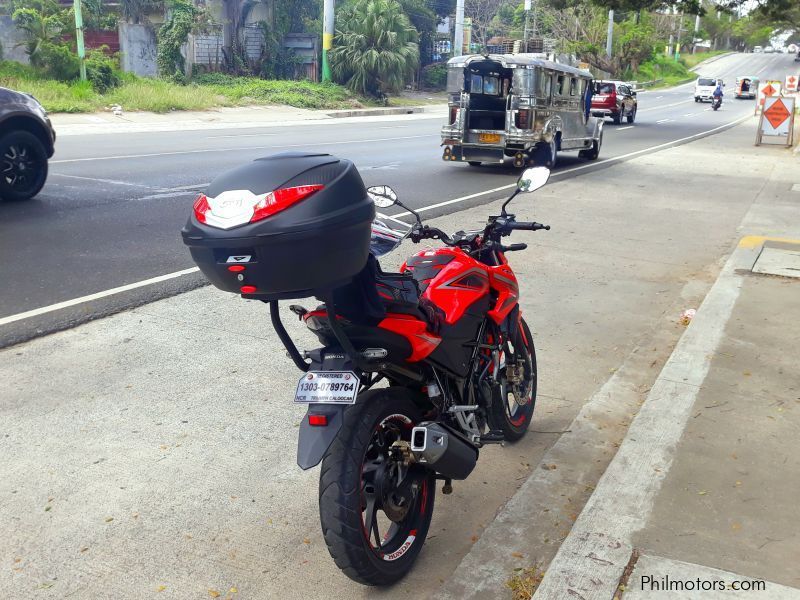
[446,53,593,78]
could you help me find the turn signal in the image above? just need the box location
[308,414,328,427]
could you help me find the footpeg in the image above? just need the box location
[479,430,505,445]
[442,478,453,495]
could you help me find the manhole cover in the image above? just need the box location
[752,242,800,278]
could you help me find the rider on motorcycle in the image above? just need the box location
[712,84,724,105]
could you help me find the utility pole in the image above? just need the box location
[523,0,531,52]
[606,9,613,57]
[692,14,700,54]
[675,12,683,61]
[454,0,465,56]
[322,0,334,82]
[73,0,86,81]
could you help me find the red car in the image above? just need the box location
[590,80,637,125]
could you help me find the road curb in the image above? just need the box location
[530,238,758,599]
[325,105,446,118]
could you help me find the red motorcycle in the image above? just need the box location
[182,156,550,585]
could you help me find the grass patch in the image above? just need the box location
[0,61,367,113]
[680,50,729,69]
[506,566,545,600]
[631,53,695,87]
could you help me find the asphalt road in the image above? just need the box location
[0,51,796,346]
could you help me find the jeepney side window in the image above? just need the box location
[513,68,536,96]
[446,68,465,93]
[542,71,552,100]
[569,77,578,96]
[556,74,566,96]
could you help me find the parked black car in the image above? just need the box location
[0,87,56,201]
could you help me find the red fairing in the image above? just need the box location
[403,247,519,326]
[404,248,490,325]
[378,314,441,362]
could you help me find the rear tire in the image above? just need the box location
[532,139,557,168]
[612,111,622,125]
[319,387,435,586]
[626,107,636,124]
[0,130,48,202]
[487,318,537,442]
[579,134,601,161]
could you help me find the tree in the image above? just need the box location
[465,0,504,49]
[11,0,68,61]
[330,0,419,97]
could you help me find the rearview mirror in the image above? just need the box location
[367,185,398,208]
[517,167,550,194]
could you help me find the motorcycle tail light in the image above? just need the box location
[308,414,328,426]
[193,185,324,229]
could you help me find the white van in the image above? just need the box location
[753,46,763,53]
[694,77,722,102]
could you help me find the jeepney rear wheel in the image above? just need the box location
[579,133,601,161]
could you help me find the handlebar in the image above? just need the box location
[507,221,550,232]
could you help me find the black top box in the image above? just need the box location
[181,152,375,300]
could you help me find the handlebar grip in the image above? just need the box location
[503,243,528,252]
[512,222,550,231]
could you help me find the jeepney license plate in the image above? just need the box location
[478,133,501,143]
[294,371,359,404]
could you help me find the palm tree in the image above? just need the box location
[330,0,419,98]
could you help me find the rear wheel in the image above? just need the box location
[319,388,435,586]
[612,111,622,125]
[626,106,637,124]
[487,318,537,441]
[0,130,48,202]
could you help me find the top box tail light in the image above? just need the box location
[193,185,324,230]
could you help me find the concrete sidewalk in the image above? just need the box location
[2,116,797,600]
[531,139,800,596]
[49,103,447,137]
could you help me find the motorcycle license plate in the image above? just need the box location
[294,371,360,404]
[478,133,501,143]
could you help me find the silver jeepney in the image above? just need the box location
[441,54,603,167]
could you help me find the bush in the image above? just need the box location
[85,49,121,93]
[421,63,447,90]
[36,41,80,81]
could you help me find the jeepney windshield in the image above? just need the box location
[447,67,465,92]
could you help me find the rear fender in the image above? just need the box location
[296,351,352,470]
[297,404,347,469]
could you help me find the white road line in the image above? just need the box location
[0,268,201,327]
[616,126,634,130]
[49,173,158,189]
[50,135,436,164]
[656,118,675,123]
[638,99,692,112]
[206,133,281,138]
[1,115,749,327]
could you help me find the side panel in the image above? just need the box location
[378,314,442,362]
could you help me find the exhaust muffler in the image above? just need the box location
[410,422,478,480]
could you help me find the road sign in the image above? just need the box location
[755,81,783,115]
[756,96,795,147]
[786,74,799,93]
